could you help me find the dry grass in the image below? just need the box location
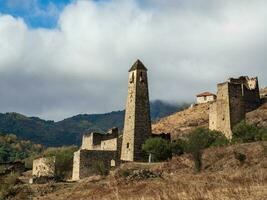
[23,141,267,200]
[152,102,267,139]
[152,103,210,139]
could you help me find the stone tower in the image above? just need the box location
[209,76,260,139]
[121,60,152,161]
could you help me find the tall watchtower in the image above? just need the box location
[121,60,152,161]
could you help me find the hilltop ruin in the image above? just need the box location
[209,76,261,139]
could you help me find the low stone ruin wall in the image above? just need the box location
[72,150,119,180]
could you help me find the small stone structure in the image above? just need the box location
[121,60,152,161]
[196,92,216,104]
[72,127,121,181]
[209,76,260,139]
[32,156,56,179]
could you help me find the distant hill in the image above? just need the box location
[0,100,189,147]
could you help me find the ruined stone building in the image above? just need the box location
[32,156,56,180]
[209,76,260,139]
[121,60,152,161]
[72,127,121,181]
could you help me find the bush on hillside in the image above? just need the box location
[234,151,247,165]
[0,173,19,199]
[43,146,78,180]
[142,138,172,162]
[232,121,267,143]
[182,128,229,172]
[171,139,186,156]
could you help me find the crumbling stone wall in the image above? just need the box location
[100,138,117,150]
[32,157,55,178]
[121,60,152,162]
[81,133,94,150]
[229,76,260,112]
[81,127,119,150]
[209,102,217,131]
[72,150,118,180]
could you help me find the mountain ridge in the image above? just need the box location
[0,100,189,147]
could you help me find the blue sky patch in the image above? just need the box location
[0,0,73,28]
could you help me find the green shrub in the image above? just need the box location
[0,173,19,199]
[43,146,78,180]
[91,161,108,176]
[260,130,267,141]
[234,152,247,165]
[171,139,186,156]
[142,138,172,162]
[182,128,228,172]
[232,121,267,143]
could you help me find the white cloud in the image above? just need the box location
[0,0,266,120]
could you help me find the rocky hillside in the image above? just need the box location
[12,141,267,200]
[152,102,267,139]
[152,103,210,138]
[246,102,267,127]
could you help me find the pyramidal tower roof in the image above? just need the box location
[129,59,148,72]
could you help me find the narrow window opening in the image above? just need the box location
[139,71,144,83]
[127,143,130,148]
[130,72,134,83]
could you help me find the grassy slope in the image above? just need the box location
[153,102,267,139]
[14,141,267,200]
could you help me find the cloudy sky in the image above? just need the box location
[0,0,266,121]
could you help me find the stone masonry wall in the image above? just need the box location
[72,150,118,180]
[32,157,55,178]
[209,102,217,131]
[121,70,137,161]
[228,83,246,129]
[100,138,117,150]
[215,82,233,139]
[72,151,80,181]
[81,133,93,150]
